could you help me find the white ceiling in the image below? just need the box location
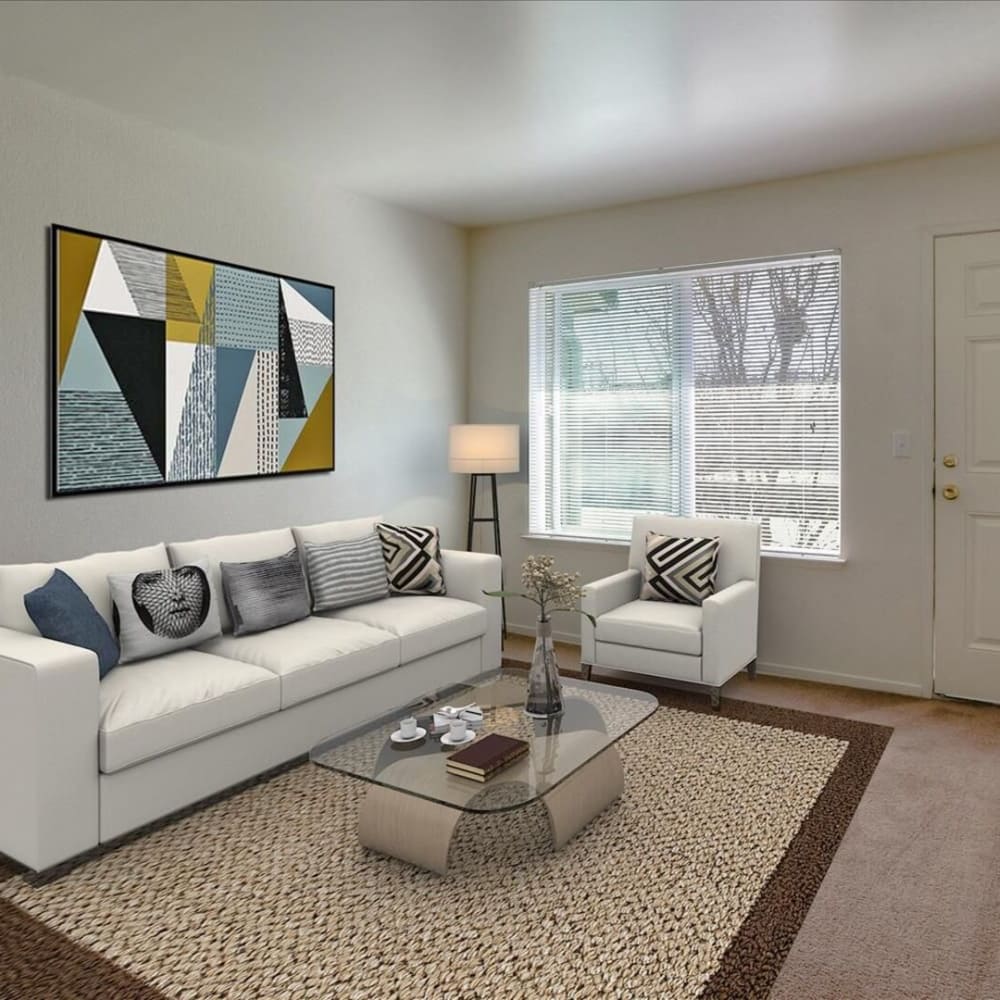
[3,0,1000,226]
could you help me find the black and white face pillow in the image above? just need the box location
[109,560,222,663]
[131,564,211,640]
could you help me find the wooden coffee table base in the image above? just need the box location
[357,745,625,874]
[543,744,625,849]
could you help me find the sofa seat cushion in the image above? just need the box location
[100,649,280,774]
[323,596,486,663]
[596,600,703,656]
[199,616,400,709]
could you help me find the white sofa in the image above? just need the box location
[581,515,760,707]
[0,516,501,873]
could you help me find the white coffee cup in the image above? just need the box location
[449,718,468,742]
[400,716,418,739]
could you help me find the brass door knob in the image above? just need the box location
[943,455,958,468]
[942,485,960,501]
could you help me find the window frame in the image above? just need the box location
[527,250,844,561]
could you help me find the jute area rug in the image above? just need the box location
[0,683,891,1000]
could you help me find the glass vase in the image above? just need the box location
[525,618,563,718]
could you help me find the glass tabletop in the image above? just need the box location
[310,668,657,813]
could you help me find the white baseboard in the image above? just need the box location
[756,660,928,698]
[505,625,929,698]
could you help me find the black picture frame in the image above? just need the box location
[50,224,335,498]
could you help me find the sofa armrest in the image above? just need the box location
[440,550,502,671]
[580,569,641,665]
[0,628,101,870]
[701,579,759,687]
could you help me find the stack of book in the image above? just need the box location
[446,733,529,783]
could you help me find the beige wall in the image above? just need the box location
[8,64,1000,697]
[0,75,468,561]
[468,141,1000,696]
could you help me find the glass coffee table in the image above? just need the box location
[311,668,657,873]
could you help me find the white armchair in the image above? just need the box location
[581,516,761,707]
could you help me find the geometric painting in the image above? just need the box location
[51,225,334,495]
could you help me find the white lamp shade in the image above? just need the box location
[449,424,520,474]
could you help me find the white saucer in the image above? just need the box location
[440,730,477,747]
[390,727,427,744]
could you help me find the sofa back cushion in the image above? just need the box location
[292,516,381,548]
[168,528,296,633]
[0,543,170,635]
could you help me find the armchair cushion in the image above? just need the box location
[596,600,703,656]
[640,534,719,605]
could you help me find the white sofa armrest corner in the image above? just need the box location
[701,579,759,687]
[440,549,503,670]
[580,569,641,665]
[0,628,101,870]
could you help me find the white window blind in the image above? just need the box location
[529,252,841,556]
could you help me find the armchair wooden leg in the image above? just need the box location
[747,659,758,680]
[580,662,593,682]
[709,686,721,710]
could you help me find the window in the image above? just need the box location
[528,252,841,556]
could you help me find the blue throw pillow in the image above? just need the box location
[23,569,120,678]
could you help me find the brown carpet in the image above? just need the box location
[643,686,891,1000]
[0,668,891,1000]
[740,681,1000,1000]
[0,897,167,1000]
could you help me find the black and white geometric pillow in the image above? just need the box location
[375,523,447,596]
[640,534,720,605]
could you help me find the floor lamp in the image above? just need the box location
[449,424,520,639]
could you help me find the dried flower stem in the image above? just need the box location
[485,555,596,626]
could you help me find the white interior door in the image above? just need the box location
[935,230,1000,703]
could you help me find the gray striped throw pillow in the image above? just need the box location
[220,549,310,636]
[304,533,389,612]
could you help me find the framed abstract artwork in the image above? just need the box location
[51,225,334,496]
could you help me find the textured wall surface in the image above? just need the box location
[468,140,1000,696]
[0,75,468,560]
